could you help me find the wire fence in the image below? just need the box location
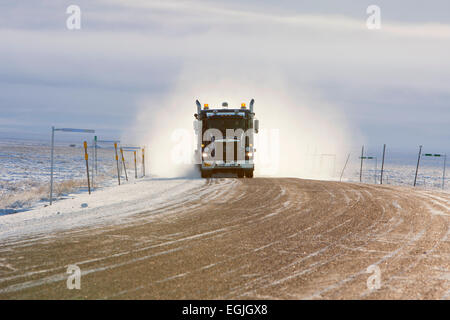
[319,145,448,191]
[0,138,145,212]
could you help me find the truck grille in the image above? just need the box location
[222,138,238,162]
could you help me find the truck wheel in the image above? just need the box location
[245,170,254,178]
[237,171,244,178]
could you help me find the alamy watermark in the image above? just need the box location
[171,126,280,175]
[366,5,381,30]
[366,264,381,290]
[66,264,81,289]
[66,5,81,30]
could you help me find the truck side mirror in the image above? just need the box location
[254,119,259,133]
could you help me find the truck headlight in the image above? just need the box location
[247,152,253,157]
[202,152,208,158]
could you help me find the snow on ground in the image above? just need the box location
[0,138,138,213]
[0,138,115,188]
[0,177,214,242]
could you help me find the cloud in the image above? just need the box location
[0,0,448,153]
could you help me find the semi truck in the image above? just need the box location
[194,99,259,178]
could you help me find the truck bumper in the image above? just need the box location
[201,161,254,171]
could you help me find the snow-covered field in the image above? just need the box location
[0,138,113,186]
[340,150,448,191]
[0,138,135,214]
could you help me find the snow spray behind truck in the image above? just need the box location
[194,99,259,178]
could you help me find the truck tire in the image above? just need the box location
[237,170,244,178]
[245,170,254,178]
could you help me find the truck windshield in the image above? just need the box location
[205,118,246,133]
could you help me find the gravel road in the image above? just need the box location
[0,178,449,299]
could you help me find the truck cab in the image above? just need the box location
[194,99,259,178]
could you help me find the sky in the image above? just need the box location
[0,0,449,155]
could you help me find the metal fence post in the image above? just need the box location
[380,144,386,185]
[414,145,422,187]
[340,153,350,182]
[114,143,121,185]
[91,140,94,191]
[120,148,128,181]
[134,151,137,179]
[142,147,146,177]
[84,141,91,194]
[360,146,364,183]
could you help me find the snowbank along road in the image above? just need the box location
[0,177,449,299]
